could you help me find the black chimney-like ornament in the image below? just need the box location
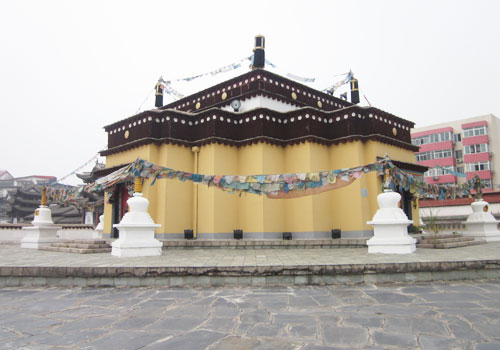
[350,76,360,104]
[252,35,265,69]
[155,77,165,108]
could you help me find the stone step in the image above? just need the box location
[417,240,485,249]
[161,239,368,249]
[39,246,112,254]
[418,237,475,244]
[61,240,107,245]
[420,234,465,240]
[52,243,110,249]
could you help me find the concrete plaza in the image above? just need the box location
[1,282,500,349]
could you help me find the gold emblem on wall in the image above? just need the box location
[221,92,227,100]
[291,92,297,100]
[392,127,397,136]
[195,102,201,110]
[124,130,130,139]
[317,100,322,108]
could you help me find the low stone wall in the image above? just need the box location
[420,215,500,234]
[0,224,97,243]
[57,225,96,240]
[0,224,27,243]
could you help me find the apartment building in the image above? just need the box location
[411,114,500,191]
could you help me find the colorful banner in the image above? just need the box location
[46,157,484,207]
[86,158,387,199]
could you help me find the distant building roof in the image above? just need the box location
[0,170,13,181]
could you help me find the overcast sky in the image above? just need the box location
[1,0,499,184]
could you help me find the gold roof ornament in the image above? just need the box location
[41,186,47,206]
[134,177,143,193]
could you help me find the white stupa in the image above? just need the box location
[366,171,416,254]
[464,200,500,242]
[111,177,162,257]
[20,187,60,249]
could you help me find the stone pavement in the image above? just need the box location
[1,282,500,349]
[1,243,500,287]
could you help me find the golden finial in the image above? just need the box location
[41,186,47,206]
[134,177,143,193]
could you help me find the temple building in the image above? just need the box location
[100,36,425,239]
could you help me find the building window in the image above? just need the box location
[411,131,451,146]
[425,166,455,177]
[464,143,488,154]
[415,149,453,162]
[416,151,431,162]
[463,125,487,138]
[456,166,464,174]
[453,133,462,142]
[455,150,463,159]
[465,161,490,172]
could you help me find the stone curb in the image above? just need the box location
[1,260,499,287]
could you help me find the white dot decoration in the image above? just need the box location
[201,119,204,123]
[143,118,146,122]
[312,116,316,120]
[266,116,270,120]
[166,116,170,121]
[213,115,217,120]
[344,115,348,119]
[259,114,263,119]
[234,120,238,124]
[290,117,295,122]
[278,119,282,123]
[155,118,159,123]
[272,117,276,122]
[284,119,288,124]
[138,121,141,125]
[220,117,224,121]
[245,118,249,122]
[181,120,185,124]
[133,122,137,126]
[252,116,256,121]
[189,121,192,126]
[298,116,302,120]
[174,118,178,122]
[239,120,243,124]
[336,117,340,121]
[129,124,132,128]
[226,118,230,123]
[318,117,322,122]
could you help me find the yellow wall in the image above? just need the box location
[104,140,419,236]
